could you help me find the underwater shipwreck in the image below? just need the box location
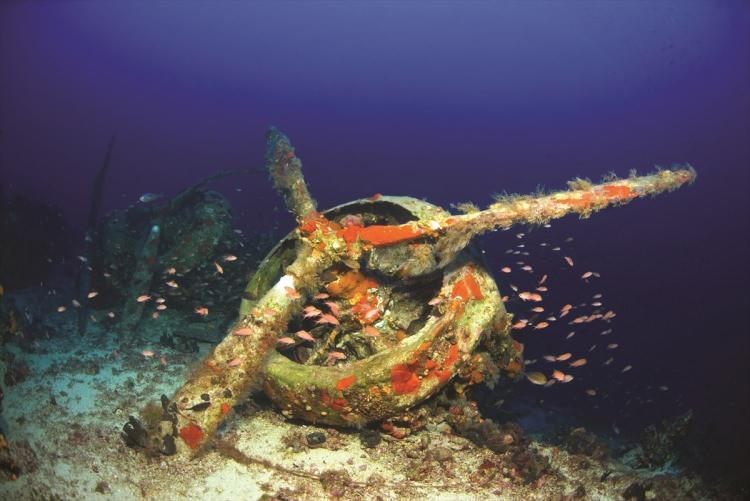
[3,128,734,500]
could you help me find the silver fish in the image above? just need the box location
[139,192,163,203]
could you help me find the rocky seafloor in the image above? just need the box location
[0,290,743,501]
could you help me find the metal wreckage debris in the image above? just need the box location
[122,127,696,458]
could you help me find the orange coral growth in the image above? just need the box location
[336,223,364,244]
[451,269,483,301]
[556,193,594,209]
[391,363,421,395]
[340,223,425,247]
[179,423,204,449]
[319,391,348,412]
[463,270,483,300]
[325,270,378,304]
[444,344,459,367]
[336,375,357,391]
[433,368,452,384]
[220,403,231,415]
[602,184,637,200]
[299,211,336,235]
[451,280,469,300]
[331,397,348,413]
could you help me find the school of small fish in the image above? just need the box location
[502,228,653,400]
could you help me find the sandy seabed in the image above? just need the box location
[0,318,719,501]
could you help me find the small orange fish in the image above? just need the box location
[363,326,380,337]
[521,265,533,272]
[607,343,619,349]
[428,296,443,306]
[314,292,330,300]
[324,301,340,317]
[166,280,179,288]
[501,267,511,273]
[531,306,544,313]
[316,313,340,326]
[538,274,547,284]
[519,291,543,302]
[536,286,548,292]
[234,327,254,336]
[581,271,593,279]
[276,337,295,345]
[136,295,151,303]
[223,255,238,262]
[194,307,209,317]
[552,369,566,381]
[166,267,177,274]
[303,306,322,318]
[214,261,224,274]
[156,297,166,304]
[107,312,115,318]
[566,331,575,339]
[564,256,574,267]
[72,299,81,307]
[57,306,66,312]
[585,389,597,396]
[534,321,549,330]
[543,355,557,362]
[512,320,528,330]
[562,374,574,383]
[160,356,168,366]
[556,353,572,361]
[284,286,301,299]
[363,308,380,322]
[569,358,587,367]
[622,365,632,373]
[327,351,347,361]
[87,291,98,299]
[152,312,159,319]
[295,330,315,342]
[142,350,155,358]
[228,357,242,367]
